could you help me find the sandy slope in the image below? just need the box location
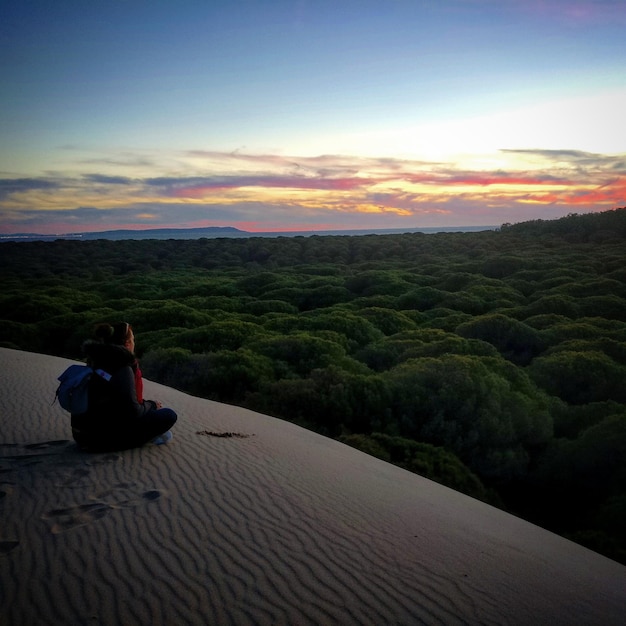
[1,347,624,625]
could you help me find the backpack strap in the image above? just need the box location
[94,368,112,382]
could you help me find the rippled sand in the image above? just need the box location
[1,347,624,625]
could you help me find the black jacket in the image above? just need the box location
[71,341,156,439]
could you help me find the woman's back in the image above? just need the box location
[71,322,177,451]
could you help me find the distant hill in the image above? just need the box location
[80,226,246,241]
[0,224,496,243]
[0,226,245,242]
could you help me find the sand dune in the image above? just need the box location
[1,347,624,625]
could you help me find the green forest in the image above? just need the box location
[1,208,625,564]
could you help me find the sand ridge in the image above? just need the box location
[1,347,625,625]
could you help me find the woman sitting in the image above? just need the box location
[71,322,177,451]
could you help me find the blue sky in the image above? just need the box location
[1,0,625,233]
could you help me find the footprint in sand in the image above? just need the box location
[92,482,163,507]
[55,465,92,487]
[0,485,15,551]
[0,441,114,485]
[0,485,19,555]
[24,440,71,451]
[43,502,111,533]
[86,453,122,465]
[1,444,162,534]
[42,485,164,533]
[0,440,74,470]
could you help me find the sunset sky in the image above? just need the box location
[1,0,625,234]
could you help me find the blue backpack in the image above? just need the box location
[55,364,112,414]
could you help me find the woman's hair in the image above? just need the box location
[94,322,132,346]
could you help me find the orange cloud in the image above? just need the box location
[518,176,626,206]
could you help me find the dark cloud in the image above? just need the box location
[501,149,596,160]
[144,176,216,188]
[82,174,134,185]
[0,178,59,199]
[501,149,626,168]
[145,174,374,195]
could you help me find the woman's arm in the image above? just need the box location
[110,366,157,417]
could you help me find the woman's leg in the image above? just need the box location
[130,408,178,446]
[74,409,178,451]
